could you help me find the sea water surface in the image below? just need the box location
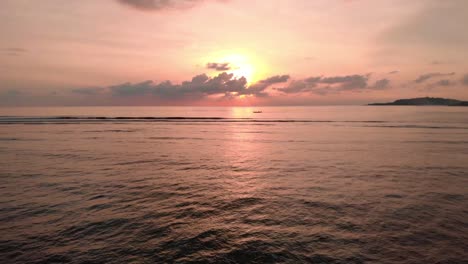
[0,106,467,264]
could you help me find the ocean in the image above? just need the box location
[0,106,467,264]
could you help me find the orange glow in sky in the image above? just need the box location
[1,0,467,106]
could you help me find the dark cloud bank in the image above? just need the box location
[74,72,289,100]
[276,74,390,95]
[71,72,394,101]
[6,72,466,106]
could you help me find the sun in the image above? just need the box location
[220,54,255,83]
[203,51,270,85]
[204,53,260,84]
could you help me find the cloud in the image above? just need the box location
[320,75,368,90]
[276,80,316,94]
[370,79,390,90]
[276,74,374,95]
[110,80,160,96]
[433,79,454,87]
[3,48,27,52]
[72,87,104,95]
[259,75,290,84]
[461,74,468,86]
[106,72,251,99]
[116,0,223,11]
[304,76,321,84]
[388,71,399,74]
[424,79,456,90]
[0,89,22,97]
[0,90,25,105]
[206,62,231,71]
[2,47,28,56]
[414,72,455,83]
[67,73,293,101]
[245,75,290,97]
[431,60,445,65]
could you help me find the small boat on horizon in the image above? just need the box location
[253,110,263,113]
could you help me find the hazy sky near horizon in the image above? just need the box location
[1,0,468,106]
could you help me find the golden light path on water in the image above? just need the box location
[1,106,468,263]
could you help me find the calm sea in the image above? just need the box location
[1,106,467,264]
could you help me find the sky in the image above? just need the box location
[1,0,468,106]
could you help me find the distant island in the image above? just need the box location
[369,97,468,106]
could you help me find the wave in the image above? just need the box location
[363,125,468,129]
[1,116,468,131]
[0,116,458,123]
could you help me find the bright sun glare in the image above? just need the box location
[223,54,254,82]
[216,54,255,84]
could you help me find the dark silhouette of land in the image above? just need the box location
[369,97,468,106]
